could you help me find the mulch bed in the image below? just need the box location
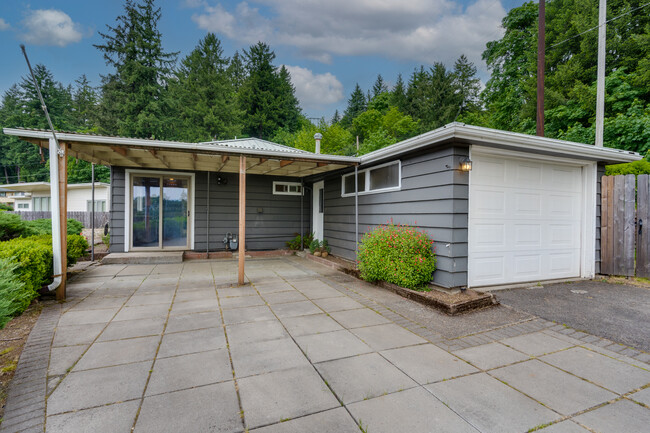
[0,303,43,421]
[306,253,497,315]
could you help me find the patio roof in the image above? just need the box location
[2,128,359,177]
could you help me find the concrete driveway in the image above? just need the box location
[496,279,650,352]
[2,257,649,433]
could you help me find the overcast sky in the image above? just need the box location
[0,0,526,121]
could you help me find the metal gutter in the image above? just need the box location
[360,123,641,165]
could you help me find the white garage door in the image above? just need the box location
[468,152,583,287]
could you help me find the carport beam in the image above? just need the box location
[238,156,246,285]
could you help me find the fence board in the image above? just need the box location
[613,176,626,275]
[638,175,650,278]
[7,211,109,228]
[607,176,615,274]
[623,175,636,276]
[601,176,611,275]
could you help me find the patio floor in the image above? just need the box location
[2,256,649,433]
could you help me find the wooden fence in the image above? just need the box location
[8,211,110,229]
[600,174,650,278]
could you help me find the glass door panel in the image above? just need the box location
[162,177,188,247]
[133,176,160,247]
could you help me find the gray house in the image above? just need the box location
[4,123,640,290]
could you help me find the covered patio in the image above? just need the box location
[2,127,360,299]
[2,256,649,432]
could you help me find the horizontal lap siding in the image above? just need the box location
[109,167,308,252]
[109,167,125,253]
[321,144,469,288]
[193,172,309,252]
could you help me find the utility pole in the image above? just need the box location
[537,0,545,137]
[595,0,607,147]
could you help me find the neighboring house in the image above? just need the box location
[0,182,110,212]
[0,187,16,208]
[3,123,640,290]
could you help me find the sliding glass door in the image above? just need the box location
[132,175,189,249]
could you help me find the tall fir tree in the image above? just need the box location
[341,83,366,127]
[170,33,242,141]
[390,73,408,113]
[95,0,178,139]
[371,74,388,99]
[331,109,341,124]
[452,54,481,116]
[227,50,247,92]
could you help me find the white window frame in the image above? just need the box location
[272,181,303,196]
[87,200,106,212]
[17,203,29,209]
[341,160,401,197]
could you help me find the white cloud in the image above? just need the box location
[284,65,344,108]
[0,18,10,31]
[191,0,506,70]
[21,9,84,47]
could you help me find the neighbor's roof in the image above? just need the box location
[361,123,642,165]
[2,128,358,178]
[0,182,110,193]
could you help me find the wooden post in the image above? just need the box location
[238,156,246,285]
[57,143,68,300]
[536,0,545,137]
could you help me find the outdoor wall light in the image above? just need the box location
[459,157,473,172]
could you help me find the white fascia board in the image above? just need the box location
[2,128,360,165]
[360,123,641,165]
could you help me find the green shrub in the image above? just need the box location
[33,234,89,267]
[0,203,13,211]
[0,258,36,328]
[0,237,53,294]
[357,221,436,290]
[102,233,110,248]
[25,218,84,236]
[0,213,35,241]
[309,238,321,253]
[286,232,314,250]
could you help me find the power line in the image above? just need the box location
[548,2,650,50]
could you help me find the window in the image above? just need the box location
[341,161,400,196]
[33,197,50,211]
[17,203,29,209]
[273,181,303,196]
[0,192,5,197]
[87,200,106,212]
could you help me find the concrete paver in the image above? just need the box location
[573,399,650,433]
[427,373,559,432]
[490,360,617,415]
[0,257,646,433]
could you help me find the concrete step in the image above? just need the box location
[101,252,184,264]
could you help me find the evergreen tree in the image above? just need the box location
[341,83,366,127]
[72,75,98,131]
[227,50,247,92]
[372,74,388,99]
[452,54,481,116]
[390,73,408,113]
[95,0,178,139]
[239,42,301,139]
[331,109,341,124]
[170,33,241,141]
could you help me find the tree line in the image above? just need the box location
[1,0,649,185]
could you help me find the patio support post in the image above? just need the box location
[238,156,246,285]
[300,180,304,250]
[57,142,68,300]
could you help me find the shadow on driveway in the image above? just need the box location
[495,280,650,352]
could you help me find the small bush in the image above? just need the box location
[357,221,436,290]
[309,239,321,253]
[0,258,36,328]
[0,213,35,241]
[0,237,53,294]
[33,234,89,267]
[26,218,84,236]
[285,232,314,250]
[102,233,110,248]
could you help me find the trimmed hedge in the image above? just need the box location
[27,218,84,236]
[0,214,84,242]
[0,236,53,295]
[0,258,34,328]
[357,221,436,290]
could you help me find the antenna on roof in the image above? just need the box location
[20,45,63,157]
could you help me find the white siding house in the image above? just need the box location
[0,182,110,212]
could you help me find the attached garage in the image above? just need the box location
[468,149,592,287]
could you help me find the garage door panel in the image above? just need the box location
[469,153,583,287]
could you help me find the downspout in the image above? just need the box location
[300,180,304,251]
[206,171,210,257]
[21,45,63,292]
[354,165,359,261]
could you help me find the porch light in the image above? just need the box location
[459,157,472,172]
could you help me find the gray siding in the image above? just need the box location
[109,166,125,253]
[194,172,309,251]
[109,167,309,252]
[320,144,469,289]
[595,163,606,274]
